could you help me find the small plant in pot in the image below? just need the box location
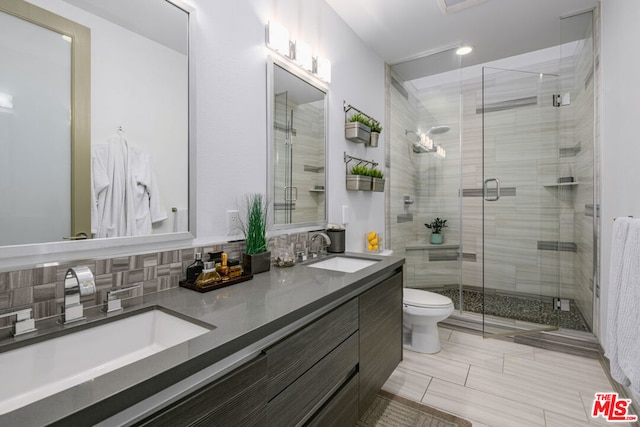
[346,164,373,191]
[425,217,447,245]
[368,120,382,147]
[239,193,271,274]
[369,167,385,192]
[345,113,371,144]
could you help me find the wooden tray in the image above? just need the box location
[179,273,253,293]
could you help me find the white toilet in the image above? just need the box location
[403,288,454,354]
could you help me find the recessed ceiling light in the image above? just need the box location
[456,45,473,56]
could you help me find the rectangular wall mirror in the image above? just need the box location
[267,55,328,231]
[0,0,192,262]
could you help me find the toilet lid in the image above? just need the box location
[403,288,452,308]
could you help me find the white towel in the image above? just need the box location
[173,208,188,232]
[606,217,640,395]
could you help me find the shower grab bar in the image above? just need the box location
[484,178,501,201]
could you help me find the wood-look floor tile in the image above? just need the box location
[422,378,546,427]
[466,365,588,422]
[503,353,613,395]
[545,409,602,427]
[532,346,602,370]
[400,349,470,386]
[381,366,431,402]
[437,341,505,373]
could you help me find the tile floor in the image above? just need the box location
[382,327,637,427]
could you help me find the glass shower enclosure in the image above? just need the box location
[387,9,597,339]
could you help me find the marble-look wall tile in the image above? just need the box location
[0,231,323,328]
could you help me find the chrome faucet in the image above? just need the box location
[0,308,36,336]
[309,232,332,258]
[63,266,96,324]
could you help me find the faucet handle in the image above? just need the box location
[103,285,142,313]
[0,308,37,336]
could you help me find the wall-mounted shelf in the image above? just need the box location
[304,165,324,173]
[309,189,325,193]
[344,152,384,192]
[344,101,380,146]
[344,152,378,171]
[543,182,579,188]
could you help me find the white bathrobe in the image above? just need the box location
[91,135,167,238]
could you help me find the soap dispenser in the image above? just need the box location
[186,252,205,284]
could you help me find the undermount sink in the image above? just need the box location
[307,256,379,273]
[0,307,212,415]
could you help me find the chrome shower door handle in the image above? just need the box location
[284,186,298,202]
[484,178,501,201]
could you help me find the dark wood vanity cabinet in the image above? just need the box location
[135,270,402,426]
[265,298,359,426]
[135,354,267,427]
[358,272,403,416]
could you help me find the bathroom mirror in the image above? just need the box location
[0,0,191,255]
[267,55,328,230]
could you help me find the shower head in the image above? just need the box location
[425,125,450,135]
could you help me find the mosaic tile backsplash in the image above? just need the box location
[0,231,321,331]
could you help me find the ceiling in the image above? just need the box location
[325,0,597,73]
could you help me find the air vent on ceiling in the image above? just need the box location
[437,0,489,15]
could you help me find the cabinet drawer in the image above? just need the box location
[306,372,359,427]
[135,355,267,427]
[267,332,358,426]
[265,298,358,400]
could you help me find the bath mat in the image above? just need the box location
[357,390,472,427]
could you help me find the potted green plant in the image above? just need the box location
[425,217,447,245]
[346,164,373,191]
[368,120,382,147]
[345,112,371,144]
[239,193,271,274]
[369,167,385,192]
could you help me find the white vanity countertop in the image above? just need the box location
[0,252,404,427]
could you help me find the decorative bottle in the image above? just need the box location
[186,252,205,284]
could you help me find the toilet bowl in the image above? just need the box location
[403,288,454,354]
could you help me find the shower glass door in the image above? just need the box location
[482,66,561,337]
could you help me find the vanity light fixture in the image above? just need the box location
[266,21,331,83]
[295,40,313,71]
[455,45,473,56]
[315,55,332,83]
[267,21,291,56]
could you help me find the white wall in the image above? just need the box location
[600,0,640,349]
[190,0,386,252]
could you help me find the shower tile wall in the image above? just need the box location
[388,74,461,289]
[390,39,595,328]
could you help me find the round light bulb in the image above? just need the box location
[456,45,473,56]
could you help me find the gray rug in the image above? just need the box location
[357,391,472,427]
